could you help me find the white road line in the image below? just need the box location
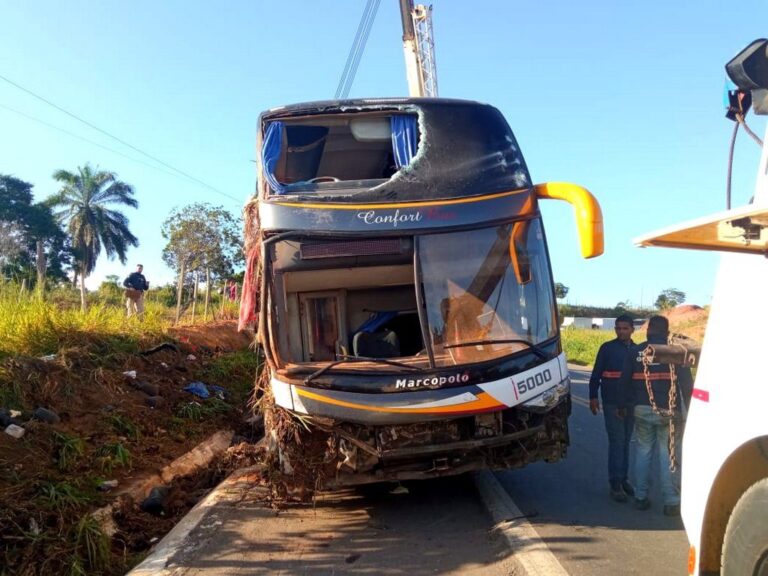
[570,394,590,408]
[474,470,570,576]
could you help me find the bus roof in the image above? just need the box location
[257,98,532,203]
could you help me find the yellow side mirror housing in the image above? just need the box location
[534,182,604,258]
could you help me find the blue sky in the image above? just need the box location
[1,0,765,307]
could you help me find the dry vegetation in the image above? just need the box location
[0,284,261,575]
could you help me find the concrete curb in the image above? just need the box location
[474,470,569,576]
[127,464,267,575]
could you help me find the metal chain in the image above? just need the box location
[641,338,678,472]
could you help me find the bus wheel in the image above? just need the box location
[721,477,768,576]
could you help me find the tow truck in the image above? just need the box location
[635,38,768,576]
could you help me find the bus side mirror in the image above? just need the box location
[533,182,604,258]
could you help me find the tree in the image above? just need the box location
[0,221,25,267]
[161,203,243,322]
[614,300,631,315]
[48,164,138,311]
[554,282,569,299]
[0,174,70,292]
[655,288,686,310]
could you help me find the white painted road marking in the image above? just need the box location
[474,470,570,576]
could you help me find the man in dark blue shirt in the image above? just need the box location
[123,264,149,318]
[619,315,693,516]
[589,314,636,502]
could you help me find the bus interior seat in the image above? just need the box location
[353,330,401,358]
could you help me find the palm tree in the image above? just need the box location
[48,164,139,311]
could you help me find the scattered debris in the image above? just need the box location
[39,354,57,362]
[210,385,227,399]
[141,486,170,516]
[133,381,160,396]
[389,484,410,495]
[345,553,362,564]
[4,424,25,439]
[186,354,197,361]
[32,407,60,424]
[140,342,180,356]
[183,381,211,399]
[28,518,40,536]
[98,480,119,492]
[145,396,164,409]
[0,320,259,575]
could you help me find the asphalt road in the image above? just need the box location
[494,366,689,576]
[132,366,690,575]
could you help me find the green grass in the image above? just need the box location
[38,481,92,511]
[96,442,132,471]
[560,327,615,366]
[53,432,86,472]
[107,414,140,441]
[72,514,110,574]
[201,349,262,397]
[176,398,231,421]
[0,284,169,360]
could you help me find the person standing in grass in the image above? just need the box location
[123,264,149,318]
[589,314,636,503]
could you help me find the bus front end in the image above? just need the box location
[244,98,602,486]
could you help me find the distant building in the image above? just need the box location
[561,316,648,331]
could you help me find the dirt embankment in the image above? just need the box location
[664,305,709,342]
[0,320,262,576]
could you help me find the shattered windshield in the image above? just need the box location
[418,219,556,367]
[269,219,556,371]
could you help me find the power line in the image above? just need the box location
[0,103,193,182]
[343,0,381,99]
[0,102,242,206]
[335,0,382,99]
[344,0,381,99]
[0,73,241,203]
[335,0,375,99]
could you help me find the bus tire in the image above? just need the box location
[721,477,768,576]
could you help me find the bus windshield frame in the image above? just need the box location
[269,217,558,372]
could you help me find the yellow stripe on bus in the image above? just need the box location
[272,188,530,211]
[295,388,504,414]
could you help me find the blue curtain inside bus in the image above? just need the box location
[262,121,286,194]
[391,115,418,169]
[354,310,398,334]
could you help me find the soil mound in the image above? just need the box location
[0,322,261,575]
[663,305,709,341]
[170,320,254,352]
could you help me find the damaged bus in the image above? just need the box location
[241,98,603,486]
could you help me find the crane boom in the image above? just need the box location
[399,0,438,97]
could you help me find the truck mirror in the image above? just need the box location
[533,182,604,259]
[726,39,768,91]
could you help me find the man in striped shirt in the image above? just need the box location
[589,314,636,502]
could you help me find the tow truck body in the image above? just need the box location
[634,39,768,576]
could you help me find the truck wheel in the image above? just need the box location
[721,477,768,576]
